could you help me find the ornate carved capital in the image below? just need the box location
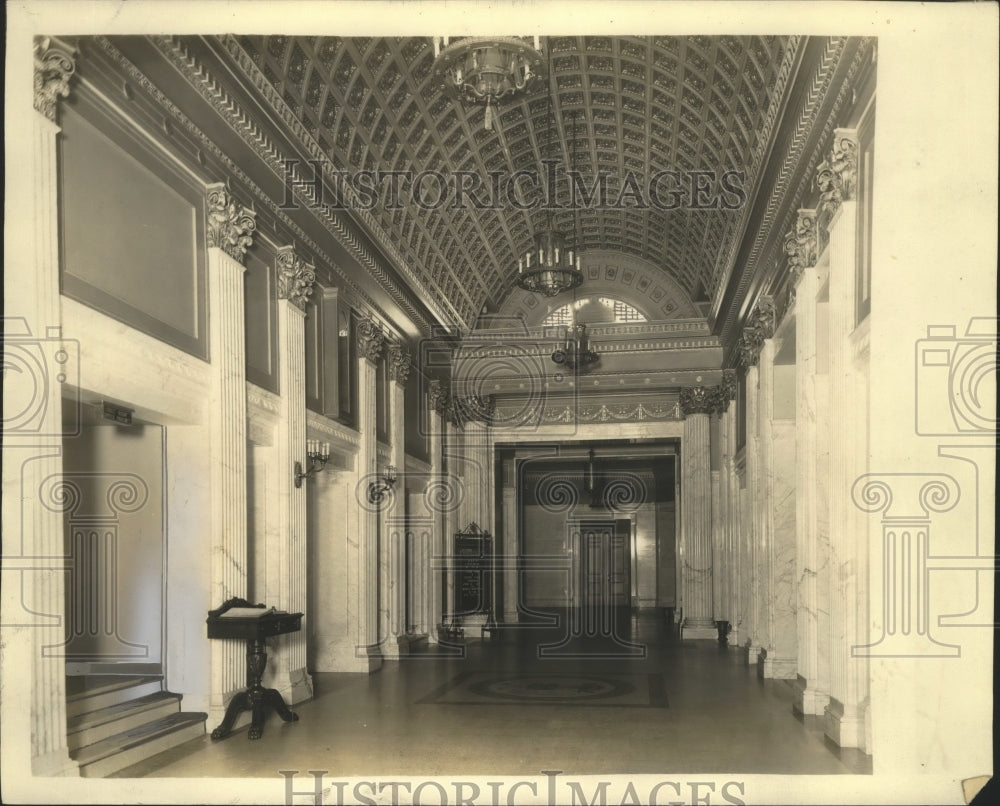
[816,129,859,214]
[206,183,256,264]
[720,369,738,404]
[34,36,76,121]
[783,208,818,283]
[386,342,412,385]
[737,297,776,368]
[356,317,385,364]
[428,380,450,416]
[276,246,316,311]
[679,385,725,417]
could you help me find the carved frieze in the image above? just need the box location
[276,246,316,311]
[386,342,412,386]
[34,36,76,121]
[355,317,385,364]
[816,129,859,215]
[206,183,256,263]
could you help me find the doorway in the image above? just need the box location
[579,519,630,636]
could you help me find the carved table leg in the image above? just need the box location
[211,690,250,739]
[263,687,299,722]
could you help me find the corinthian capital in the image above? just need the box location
[428,380,449,416]
[387,342,412,385]
[356,317,385,364]
[783,208,818,280]
[679,386,723,417]
[737,297,776,368]
[34,36,76,121]
[276,246,316,311]
[720,369,738,404]
[206,183,256,264]
[456,394,496,425]
[816,129,859,214]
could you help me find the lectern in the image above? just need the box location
[206,597,303,739]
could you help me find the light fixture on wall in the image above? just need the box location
[294,440,330,488]
[585,447,601,508]
[552,322,599,371]
[368,464,398,504]
[432,36,545,131]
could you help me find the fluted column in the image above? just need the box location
[502,464,519,624]
[715,371,738,644]
[679,387,715,639]
[266,246,315,703]
[205,183,255,722]
[355,317,385,664]
[426,381,449,639]
[383,342,411,657]
[3,37,78,776]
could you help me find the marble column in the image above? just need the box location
[502,465,519,624]
[717,372,739,646]
[354,317,385,666]
[743,362,763,662]
[265,246,315,703]
[789,210,831,714]
[382,342,411,658]
[204,184,255,722]
[3,37,78,776]
[679,387,715,639]
[426,381,448,639]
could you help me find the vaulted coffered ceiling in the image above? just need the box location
[226,34,801,329]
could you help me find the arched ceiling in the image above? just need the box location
[231,34,800,329]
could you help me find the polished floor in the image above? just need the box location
[120,611,871,778]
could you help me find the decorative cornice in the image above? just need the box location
[428,380,449,416]
[356,317,385,364]
[34,36,76,121]
[206,183,256,264]
[816,128,859,215]
[386,342,412,386]
[276,246,316,311]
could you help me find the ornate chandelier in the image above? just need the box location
[432,36,545,130]
[551,322,599,371]
[515,227,582,296]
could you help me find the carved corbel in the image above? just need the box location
[206,183,256,264]
[355,317,385,365]
[34,36,76,121]
[276,246,316,311]
[816,129,859,215]
[386,342,412,386]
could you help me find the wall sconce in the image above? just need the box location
[368,465,398,504]
[294,440,330,488]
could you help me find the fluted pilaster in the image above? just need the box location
[382,349,408,657]
[205,184,253,721]
[680,407,714,638]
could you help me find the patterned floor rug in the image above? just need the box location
[418,671,667,708]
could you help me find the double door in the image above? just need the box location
[579,519,630,635]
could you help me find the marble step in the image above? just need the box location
[66,676,163,718]
[67,691,182,750]
[73,711,207,778]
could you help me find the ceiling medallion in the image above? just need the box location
[432,36,545,130]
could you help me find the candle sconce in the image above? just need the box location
[368,465,398,504]
[294,440,330,488]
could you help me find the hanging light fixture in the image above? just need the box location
[432,36,545,131]
[551,321,599,371]
[514,80,582,297]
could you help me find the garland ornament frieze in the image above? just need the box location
[386,342,412,386]
[356,317,385,365]
[206,183,256,264]
[816,128,859,215]
[736,296,776,369]
[34,36,77,121]
[276,246,316,311]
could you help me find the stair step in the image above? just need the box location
[66,677,162,718]
[67,692,181,750]
[74,712,207,778]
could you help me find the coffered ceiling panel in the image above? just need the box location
[229,35,799,329]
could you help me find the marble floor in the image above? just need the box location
[119,612,871,779]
